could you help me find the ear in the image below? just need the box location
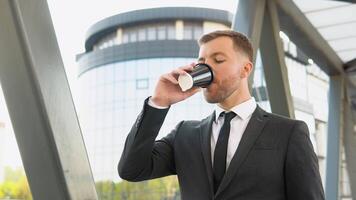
[240,62,253,79]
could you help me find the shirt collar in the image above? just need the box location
[214,97,257,122]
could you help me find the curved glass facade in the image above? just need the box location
[93,21,211,51]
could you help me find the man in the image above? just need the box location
[118,30,325,200]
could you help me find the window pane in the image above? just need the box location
[129,31,137,42]
[122,33,129,43]
[147,27,156,40]
[167,25,175,39]
[183,25,192,39]
[138,28,146,41]
[157,25,166,40]
[194,26,203,40]
[136,78,149,89]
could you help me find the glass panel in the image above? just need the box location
[122,33,129,43]
[338,50,356,62]
[136,78,149,89]
[294,0,356,65]
[167,25,176,39]
[194,26,203,40]
[318,22,356,40]
[147,27,156,40]
[293,0,349,13]
[138,28,146,41]
[329,37,356,51]
[157,25,166,40]
[305,5,356,28]
[129,31,137,42]
[183,25,192,40]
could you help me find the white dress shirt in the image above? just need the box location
[211,97,257,170]
[147,97,257,170]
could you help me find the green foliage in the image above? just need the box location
[0,167,181,200]
[96,175,181,200]
[0,167,32,200]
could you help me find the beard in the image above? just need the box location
[203,79,240,104]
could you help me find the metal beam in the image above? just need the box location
[259,0,295,118]
[343,79,356,200]
[325,75,344,200]
[0,0,97,199]
[345,58,356,73]
[231,0,266,91]
[332,0,356,3]
[276,0,344,75]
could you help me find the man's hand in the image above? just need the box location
[151,63,201,107]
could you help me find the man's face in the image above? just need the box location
[198,36,250,104]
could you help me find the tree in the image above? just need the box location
[0,167,32,200]
[96,175,181,200]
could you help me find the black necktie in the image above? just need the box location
[213,111,237,193]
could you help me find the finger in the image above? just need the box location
[179,63,196,71]
[162,74,179,84]
[171,68,189,76]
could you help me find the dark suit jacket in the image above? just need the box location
[118,97,325,200]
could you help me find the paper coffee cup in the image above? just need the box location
[178,63,214,92]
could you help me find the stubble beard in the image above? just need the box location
[203,82,239,104]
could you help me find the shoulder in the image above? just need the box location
[178,119,204,131]
[263,108,303,124]
[172,113,214,137]
[261,108,308,134]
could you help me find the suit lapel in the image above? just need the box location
[215,106,269,198]
[199,111,215,195]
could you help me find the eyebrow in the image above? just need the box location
[198,52,228,62]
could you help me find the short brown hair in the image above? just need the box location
[198,30,253,62]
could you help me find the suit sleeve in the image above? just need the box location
[118,97,183,182]
[285,121,325,200]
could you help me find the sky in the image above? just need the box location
[0,0,238,169]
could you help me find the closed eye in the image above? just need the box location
[215,60,225,63]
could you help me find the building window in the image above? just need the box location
[122,33,129,43]
[167,25,175,39]
[183,22,203,40]
[183,25,193,40]
[157,25,166,40]
[193,26,203,40]
[136,78,149,89]
[94,32,118,50]
[129,31,137,42]
[147,27,156,40]
[95,22,177,49]
[138,28,146,41]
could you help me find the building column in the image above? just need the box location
[259,0,295,118]
[0,0,97,199]
[342,83,356,200]
[325,75,344,200]
[232,0,266,91]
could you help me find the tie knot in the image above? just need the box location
[221,111,236,123]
